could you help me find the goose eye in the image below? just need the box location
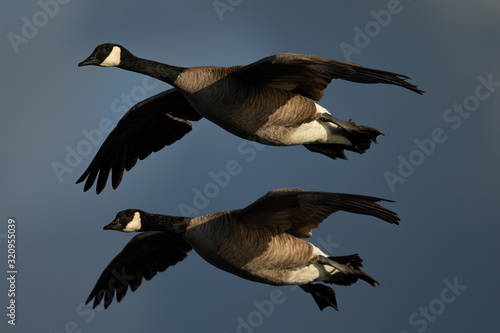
[104,46,110,52]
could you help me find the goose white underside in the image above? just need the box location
[284,245,339,284]
[284,103,352,146]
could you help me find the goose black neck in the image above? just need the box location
[144,214,191,234]
[119,49,186,85]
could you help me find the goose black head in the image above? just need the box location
[104,209,144,232]
[79,43,124,67]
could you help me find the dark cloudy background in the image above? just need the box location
[2,1,499,332]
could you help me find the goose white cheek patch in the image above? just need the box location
[123,212,142,232]
[100,46,121,67]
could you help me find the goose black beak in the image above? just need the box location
[78,54,99,67]
[103,218,122,230]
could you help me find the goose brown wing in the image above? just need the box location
[233,188,400,238]
[76,88,202,194]
[236,53,423,101]
[86,231,192,309]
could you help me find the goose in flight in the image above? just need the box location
[86,188,400,310]
[77,44,423,193]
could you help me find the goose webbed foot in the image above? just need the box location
[300,283,338,311]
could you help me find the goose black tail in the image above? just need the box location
[304,115,383,159]
[319,254,379,287]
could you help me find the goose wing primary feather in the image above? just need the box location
[76,88,202,194]
[235,53,424,101]
[86,231,192,309]
[233,188,400,238]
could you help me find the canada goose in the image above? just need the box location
[77,43,423,193]
[86,188,400,310]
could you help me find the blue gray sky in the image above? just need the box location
[2,1,499,332]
